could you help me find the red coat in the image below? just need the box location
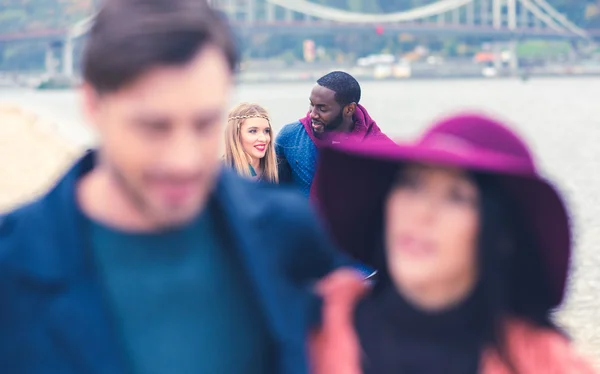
[309,270,597,374]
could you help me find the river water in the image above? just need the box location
[1,77,600,361]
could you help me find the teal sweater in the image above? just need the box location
[90,209,275,374]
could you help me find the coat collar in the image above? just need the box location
[310,275,595,374]
[5,149,95,283]
[7,150,284,374]
[10,150,266,284]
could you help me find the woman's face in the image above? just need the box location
[384,164,480,309]
[240,117,271,161]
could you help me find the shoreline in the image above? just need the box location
[4,65,600,90]
[235,71,600,85]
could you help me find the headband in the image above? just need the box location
[228,114,270,123]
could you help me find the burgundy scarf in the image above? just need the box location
[299,104,391,147]
[300,104,393,200]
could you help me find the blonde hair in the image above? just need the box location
[225,102,279,183]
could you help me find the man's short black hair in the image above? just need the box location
[82,0,238,94]
[316,71,361,106]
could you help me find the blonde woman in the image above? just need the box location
[225,103,279,183]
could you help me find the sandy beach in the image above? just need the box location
[0,105,82,212]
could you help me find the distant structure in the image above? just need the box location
[0,0,595,77]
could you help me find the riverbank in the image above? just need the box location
[237,58,600,82]
[4,60,600,88]
[0,104,81,211]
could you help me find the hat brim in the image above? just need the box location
[312,141,571,308]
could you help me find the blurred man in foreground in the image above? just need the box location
[0,1,352,373]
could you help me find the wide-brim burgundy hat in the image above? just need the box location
[312,113,571,308]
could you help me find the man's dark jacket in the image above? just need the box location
[0,151,350,374]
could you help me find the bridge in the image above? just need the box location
[0,0,596,77]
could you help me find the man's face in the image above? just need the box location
[83,45,232,228]
[308,84,345,137]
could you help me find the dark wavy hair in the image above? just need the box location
[370,171,559,372]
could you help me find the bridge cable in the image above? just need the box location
[266,0,474,23]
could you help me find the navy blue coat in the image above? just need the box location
[0,151,351,374]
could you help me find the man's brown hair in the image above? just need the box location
[82,0,238,94]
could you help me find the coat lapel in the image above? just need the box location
[212,171,279,326]
[21,151,129,374]
[214,171,318,374]
[46,281,129,374]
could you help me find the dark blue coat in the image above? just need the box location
[0,151,351,374]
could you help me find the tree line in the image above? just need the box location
[0,0,599,34]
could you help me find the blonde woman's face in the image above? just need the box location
[240,117,271,161]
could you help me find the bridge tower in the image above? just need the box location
[44,42,61,76]
[490,0,521,72]
[62,37,74,77]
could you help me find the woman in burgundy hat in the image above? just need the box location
[308,113,595,373]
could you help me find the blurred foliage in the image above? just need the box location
[0,0,598,35]
[517,40,571,58]
[0,0,94,33]
[0,0,93,70]
[0,0,598,70]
